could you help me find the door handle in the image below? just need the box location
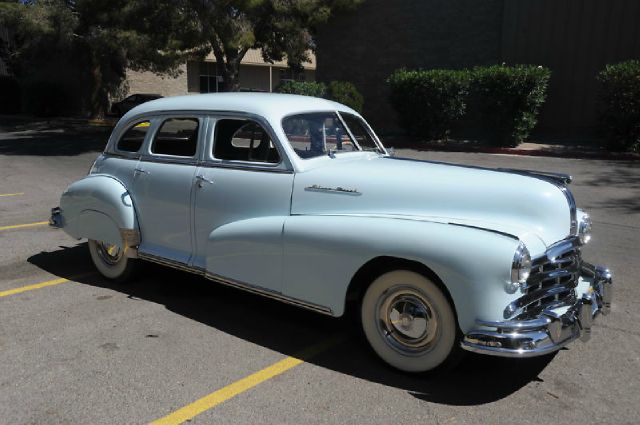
[195,174,214,187]
[134,168,149,176]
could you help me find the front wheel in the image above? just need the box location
[88,239,136,282]
[360,270,459,373]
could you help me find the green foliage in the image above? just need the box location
[275,81,327,97]
[0,76,21,114]
[596,60,640,152]
[469,64,551,147]
[0,0,199,116]
[387,68,470,140]
[387,65,551,145]
[0,0,364,115]
[180,0,364,91]
[327,81,363,112]
[274,80,364,112]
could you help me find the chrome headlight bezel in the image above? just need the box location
[578,214,592,245]
[507,242,532,293]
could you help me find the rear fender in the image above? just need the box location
[59,175,139,250]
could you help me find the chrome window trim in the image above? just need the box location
[111,119,155,157]
[203,112,292,172]
[144,115,205,160]
[336,111,387,154]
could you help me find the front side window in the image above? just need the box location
[282,112,382,159]
[214,119,280,163]
[340,113,381,152]
[151,118,199,157]
[116,120,150,152]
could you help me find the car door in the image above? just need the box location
[132,116,203,264]
[193,116,294,293]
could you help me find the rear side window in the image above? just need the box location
[213,119,280,163]
[151,118,199,157]
[116,121,150,152]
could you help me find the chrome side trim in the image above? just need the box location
[137,252,334,316]
[305,184,361,196]
[198,162,294,174]
[204,272,333,316]
[138,252,204,274]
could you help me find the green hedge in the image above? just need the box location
[597,60,640,152]
[387,65,551,146]
[470,65,551,147]
[275,81,327,97]
[388,68,469,140]
[275,80,364,113]
[327,81,364,113]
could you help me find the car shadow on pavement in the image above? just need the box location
[29,244,555,406]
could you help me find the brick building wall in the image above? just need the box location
[125,64,191,98]
[316,0,640,136]
[316,0,503,133]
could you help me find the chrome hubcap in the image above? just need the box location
[96,241,123,265]
[376,286,439,355]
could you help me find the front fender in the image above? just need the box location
[282,215,522,332]
[59,175,138,249]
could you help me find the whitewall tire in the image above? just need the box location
[361,270,458,373]
[88,239,136,282]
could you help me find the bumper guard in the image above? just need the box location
[461,264,612,357]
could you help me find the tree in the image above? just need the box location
[178,0,363,92]
[0,0,364,115]
[0,0,202,116]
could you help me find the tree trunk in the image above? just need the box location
[221,61,241,92]
[88,62,106,118]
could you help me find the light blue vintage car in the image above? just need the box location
[50,93,612,372]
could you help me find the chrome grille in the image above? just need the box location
[513,241,581,319]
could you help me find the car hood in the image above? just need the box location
[291,155,573,255]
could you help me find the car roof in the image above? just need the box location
[123,92,359,122]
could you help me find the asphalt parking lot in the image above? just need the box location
[1,122,639,424]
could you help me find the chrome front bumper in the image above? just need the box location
[461,264,613,357]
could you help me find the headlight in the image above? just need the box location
[578,214,592,244]
[507,242,531,293]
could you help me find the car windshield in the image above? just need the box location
[282,112,383,159]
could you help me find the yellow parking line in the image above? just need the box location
[0,273,94,298]
[150,336,343,425]
[0,221,48,231]
[0,277,68,298]
[0,192,24,197]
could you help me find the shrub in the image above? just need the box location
[387,68,469,140]
[0,76,21,114]
[275,80,327,97]
[469,64,551,147]
[327,81,364,112]
[596,60,640,152]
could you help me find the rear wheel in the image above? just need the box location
[88,239,136,282]
[360,270,459,373]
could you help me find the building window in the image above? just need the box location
[200,62,222,93]
[278,68,305,84]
